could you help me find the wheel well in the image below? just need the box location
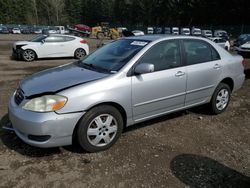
[221,78,234,91]
[22,48,37,58]
[72,102,127,144]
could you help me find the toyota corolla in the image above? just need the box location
[8,35,245,152]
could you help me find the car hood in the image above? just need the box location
[20,62,109,98]
[13,41,35,49]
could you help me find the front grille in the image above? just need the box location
[14,88,25,105]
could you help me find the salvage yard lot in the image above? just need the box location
[0,34,250,187]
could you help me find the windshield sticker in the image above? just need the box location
[130,41,148,46]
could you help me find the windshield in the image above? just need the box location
[30,35,47,42]
[79,39,150,73]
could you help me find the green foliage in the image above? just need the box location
[0,0,249,26]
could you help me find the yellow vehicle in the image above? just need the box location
[91,22,119,40]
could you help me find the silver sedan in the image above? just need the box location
[8,35,245,152]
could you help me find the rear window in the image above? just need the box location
[183,39,220,65]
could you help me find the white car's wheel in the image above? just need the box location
[22,49,36,62]
[74,48,86,59]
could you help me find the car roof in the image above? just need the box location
[125,35,204,42]
[48,34,77,38]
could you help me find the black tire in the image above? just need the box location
[74,48,86,59]
[209,83,231,114]
[22,49,36,62]
[97,32,105,39]
[77,105,123,152]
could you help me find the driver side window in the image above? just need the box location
[137,40,181,72]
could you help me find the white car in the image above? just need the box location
[172,27,179,35]
[191,27,201,36]
[202,30,213,38]
[181,28,191,35]
[12,34,89,61]
[132,30,145,36]
[210,37,230,51]
[147,27,154,34]
[12,28,21,34]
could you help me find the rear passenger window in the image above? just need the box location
[45,36,65,42]
[183,40,219,65]
[64,36,75,41]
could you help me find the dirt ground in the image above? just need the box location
[0,34,250,188]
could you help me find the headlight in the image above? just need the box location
[23,95,67,112]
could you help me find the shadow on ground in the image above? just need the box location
[171,154,250,187]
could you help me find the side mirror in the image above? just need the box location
[134,63,154,75]
[41,40,45,44]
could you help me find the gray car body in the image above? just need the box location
[9,35,245,148]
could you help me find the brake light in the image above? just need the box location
[80,39,87,44]
[242,59,247,67]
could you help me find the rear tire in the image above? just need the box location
[209,83,231,114]
[74,48,86,59]
[77,105,123,153]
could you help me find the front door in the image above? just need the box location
[131,40,187,122]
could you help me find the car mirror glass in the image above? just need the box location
[134,63,154,75]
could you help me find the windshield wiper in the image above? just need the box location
[79,62,111,74]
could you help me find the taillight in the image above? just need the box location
[242,59,247,67]
[80,39,87,44]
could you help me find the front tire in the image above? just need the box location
[22,49,36,62]
[209,83,231,114]
[77,105,123,152]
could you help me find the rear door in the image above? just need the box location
[182,39,222,106]
[131,40,187,122]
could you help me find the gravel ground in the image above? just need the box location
[0,34,250,188]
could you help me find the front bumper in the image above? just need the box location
[8,95,85,148]
[12,48,23,60]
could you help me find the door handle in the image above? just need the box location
[213,64,221,69]
[175,71,185,77]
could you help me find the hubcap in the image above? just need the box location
[216,89,229,111]
[75,49,85,59]
[23,50,35,61]
[87,114,118,147]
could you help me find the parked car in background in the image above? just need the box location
[172,27,179,35]
[34,28,42,34]
[12,34,89,61]
[48,27,57,34]
[12,28,21,34]
[234,34,250,55]
[132,30,145,36]
[191,27,202,36]
[155,27,162,34]
[210,37,230,51]
[214,30,229,40]
[202,30,213,38]
[0,26,9,34]
[21,27,32,34]
[8,35,245,152]
[55,26,66,34]
[164,27,171,34]
[147,27,154,34]
[181,28,191,35]
[117,27,127,33]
